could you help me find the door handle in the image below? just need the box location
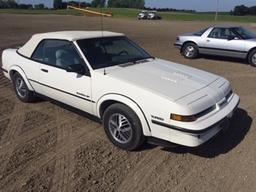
[206,39,210,42]
[41,69,48,73]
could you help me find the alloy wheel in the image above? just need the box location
[15,77,27,98]
[184,45,195,58]
[252,53,256,65]
[108,113,133,144]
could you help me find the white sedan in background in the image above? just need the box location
[1,31,239,150]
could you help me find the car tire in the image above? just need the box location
[248,49,256,67]
[103,103,145,151]
[12,73,35,103]
[182,42,199,59]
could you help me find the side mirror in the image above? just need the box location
[66,64,86,75]
[227,35,236,41]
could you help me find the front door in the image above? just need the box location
[31,39,93,113]
[201,27,246,58]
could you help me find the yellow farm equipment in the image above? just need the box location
[67,5,113,17]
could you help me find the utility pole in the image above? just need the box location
[215,0,219,21]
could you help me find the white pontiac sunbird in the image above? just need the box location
[1,31,240,151]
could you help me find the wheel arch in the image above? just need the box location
[181,41,198,52]
[9,65,34,91]
[97,94,152,136]
[247,47,256,61]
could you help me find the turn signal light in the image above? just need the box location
[170,114,197,122]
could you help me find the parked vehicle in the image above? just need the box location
[137,10,161,20]
[147,11,162,20]
[174,25,256,66]
[1,31,239,150]
[137,10,148,20]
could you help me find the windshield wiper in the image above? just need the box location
[119,56,155,67]
[118,61,137,67]
[134,56,155,64]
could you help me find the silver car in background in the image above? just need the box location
[174,25,256,66]
[137,10,161,20]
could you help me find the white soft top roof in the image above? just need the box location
[18,31,124,58]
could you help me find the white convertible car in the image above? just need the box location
[1,31,240,150]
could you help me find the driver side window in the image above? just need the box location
[32,39,83,69]
[208,28,237,39]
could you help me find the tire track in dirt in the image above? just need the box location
[45,103,107,192]
[71,139,146,192]
[0,98,27,183]
[0,97,15,120]
[0,119,9,142]
[13,160,56,192]
[23,102,104,192]
[0,128,57,191]
[0,77,106,191]
[117,148,203,192]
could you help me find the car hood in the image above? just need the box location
[104,59,221,101]
[180,32,195,37]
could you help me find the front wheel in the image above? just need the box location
[103,103,145,151]
[182,43,199,59]
[248,49,256,67]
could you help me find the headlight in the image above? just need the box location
[170,114,197,122]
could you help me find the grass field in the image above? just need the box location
[0,8,256,23]
[0,8,83,15]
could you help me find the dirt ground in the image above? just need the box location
[0,14,256,192]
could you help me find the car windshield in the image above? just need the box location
[194,28,207,36]
[232,27,256,39]
[77,36,153,69]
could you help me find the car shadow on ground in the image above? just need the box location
[38,97,252,156]
[161,108,252,158]
[39,97,102,123]
[198,55,249,65]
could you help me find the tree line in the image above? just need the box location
[0,0,195,11]
[0,0,47,9]
[231,5,256,16]
[145,7,196,13]
[108,0,145,9]
[0,0,146,9]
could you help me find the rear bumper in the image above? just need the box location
[151,94,240,147]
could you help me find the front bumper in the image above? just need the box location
[0,67,8,73]
[150,94,240,147]
[174,42,182,49]
[174,43,182,48]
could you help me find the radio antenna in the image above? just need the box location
[215,0,219,21]
[100,2,104,37]
[100,1,106,75]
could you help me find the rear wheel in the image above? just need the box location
[103,103,145,151]
[182,42,199,59]
[12,73,35,102]
[248,49,256,67]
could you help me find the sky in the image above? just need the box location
[17,0,256,12]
